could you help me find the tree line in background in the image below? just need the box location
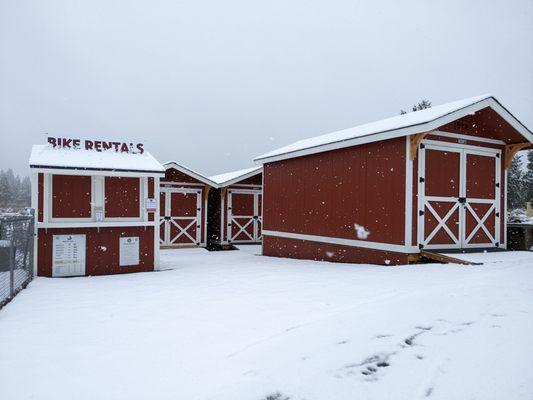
[0,169,31,208]
[508,151,533,209]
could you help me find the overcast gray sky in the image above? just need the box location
[1,0,532,177]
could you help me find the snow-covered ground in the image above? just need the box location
[0,246,532,400]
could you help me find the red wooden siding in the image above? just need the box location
[105,177,140,218]
[37,226,155,277]
[263,136,406,245]
[263,236,409,265]
[162,168,204,184]
[438,107,525,144]
[52,175,92,218]
[235,174,262,186]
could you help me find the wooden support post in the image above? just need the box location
[409,131,432,161]
[504,143,530,169]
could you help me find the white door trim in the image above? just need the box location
[160,187,202,246]
[227,188,262,243]
[418,140,501,250]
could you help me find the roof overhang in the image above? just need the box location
[29,165,165,177]
[163,161,218,187]
[214,166,263,187]
[254,96,533,164]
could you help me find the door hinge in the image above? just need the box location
[458,197,466,204]
[495,183,500,188]
[420,143,425,149]
[419,210,424,216]
[197,225,200,228]
[495,242,499,247]
[419,177,425,183]
[419,243,424,249]
[197,208,201,211]
[496,153,500,158]
[495,212,500,217]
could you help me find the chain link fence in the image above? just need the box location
[0,212,34,309]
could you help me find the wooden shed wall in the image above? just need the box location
[263,136,407,246]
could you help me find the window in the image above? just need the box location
[51,175,92,218]
[104,177,140,218]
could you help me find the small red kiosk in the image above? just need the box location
[29,138,165,277]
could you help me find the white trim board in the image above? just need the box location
[163,161,217,187]
[262,230,418,254]
[254,96,533,164]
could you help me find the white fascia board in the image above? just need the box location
[163,161,218,187]
[262,229,419,254]
[29,167,164,178]
[217,167,263,188]
[254,98,533,164]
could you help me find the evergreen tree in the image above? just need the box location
[507,155,525,209]
[400,99,432,114]
[0,169,32,208]
[524,150,533,204]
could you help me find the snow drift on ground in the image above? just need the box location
[0,246,532,400]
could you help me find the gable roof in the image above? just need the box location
[163,161,217,187]
[209,166,262,187]
[254,94,533,164]
[29,144,165,175]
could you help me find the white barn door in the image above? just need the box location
[159,188,202,246]
[227,189,262,243]
[418,141,501,250]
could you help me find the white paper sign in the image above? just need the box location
[145,198,157,212]
[119,237,140,266]
[52,235,86,277]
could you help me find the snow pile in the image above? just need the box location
[0,247,532,400]
[508,208,533,224]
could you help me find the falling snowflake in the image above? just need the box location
[354,224,370,240]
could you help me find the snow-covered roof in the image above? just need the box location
[29,145,165,175]
[209,166,262,187]
[255,94,533,163]
[163,161,217,187]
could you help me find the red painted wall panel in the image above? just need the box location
[264,137,406,246]
[263,236,409,265]
[105,177,140,218]
[37,227,154,277]
[52,175,92,218]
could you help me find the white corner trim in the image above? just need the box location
[404,136,413,247]
[262,229,418,254]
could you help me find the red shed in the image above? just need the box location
[207,167,263,246]
[255,95,533,265]
[159,162,216,248]
[29,138,165,277]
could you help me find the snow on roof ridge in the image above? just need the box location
[29,144,165,173]
[254,94,495,162]
[209,166,262,186]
